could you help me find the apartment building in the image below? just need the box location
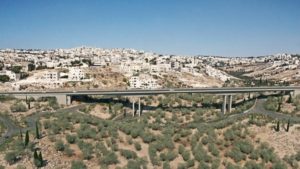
[68,67,85,81]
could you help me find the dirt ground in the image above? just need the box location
[249,124,300,158]
[89,104,111,119]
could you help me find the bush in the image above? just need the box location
[55,140,65,151]
[126,159,142,169]
[271,161,287,169]
[201,136,209,145]
[134,142,142,151]
[163,162,171,169]
[141,132,156,143]
[249,150,260,160]
[244,161,264,169]
[43,120,51,129]
[64,144,74,157]
[71,160,87,169]
[258,144,276,163]
[295,151,300,161]
[10,102,28,112]
[66,134,77,144]
[236,140,254,154]
[100,152,118,166]
[148,144,160,166]
[226,147,246,162]
[208,143,219,157]
[120,149,137,159]
[5,151,18,165]
[77,124,97,139]
[182,150,190,161]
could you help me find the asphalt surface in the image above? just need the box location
[0,86,299,96]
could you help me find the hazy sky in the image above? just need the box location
[0,0,300,56]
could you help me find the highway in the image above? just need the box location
[0,86,299,96]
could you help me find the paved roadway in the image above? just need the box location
[0,86,299,96]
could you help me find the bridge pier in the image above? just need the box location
[228,95,232,113]
[132,97,142,117]
[132,101,135,117]
[293,89,300,97]
[138,97,141,116]
[222,94,233,114]
[56,95,71,105]
[222,95,227,115]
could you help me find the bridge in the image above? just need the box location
[1,86,300,116]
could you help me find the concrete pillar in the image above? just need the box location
[222,95,227,115]
[228,95,232,113]
[56,95,71,105]
[138,97,141,116]
[132,101,135,117]
[293,89,300,97]
[66,95,71,105]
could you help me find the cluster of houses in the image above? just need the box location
[1,47,299,90]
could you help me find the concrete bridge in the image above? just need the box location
[1,86,300,116]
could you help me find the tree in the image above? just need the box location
[33,150,43,167]
[276,121,280,132]
[24,130,29,147]
[286,119,290,132]
[11,66,22,73]
[33,149,38,159]
[38,151,43,167]
[35,121,40,139]
[19,129,23,141]
[0,75,10,83]
[27,63,35,71]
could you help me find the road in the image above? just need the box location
[247,99,300,123]
[0,86,299,96]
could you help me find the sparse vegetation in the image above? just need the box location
[0,94,298,168]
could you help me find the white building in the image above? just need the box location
[68,67,85,81]
[42,71,60,81]
[0,70,20,81]
[129,74,159,89]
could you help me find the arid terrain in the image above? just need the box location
[0,93,299,169]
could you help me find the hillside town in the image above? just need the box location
[0,47,300,91]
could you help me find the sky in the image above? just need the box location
[0,0,300,57]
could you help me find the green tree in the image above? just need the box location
[27,63,35,71]
[33,150,43,167]
[38,151,43,167]
[276,121,280,132]
[0,75,10,83]
[11,66,22,73]
[24,130,29,147]
[286,119,290,132]
[35,121,40,139]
